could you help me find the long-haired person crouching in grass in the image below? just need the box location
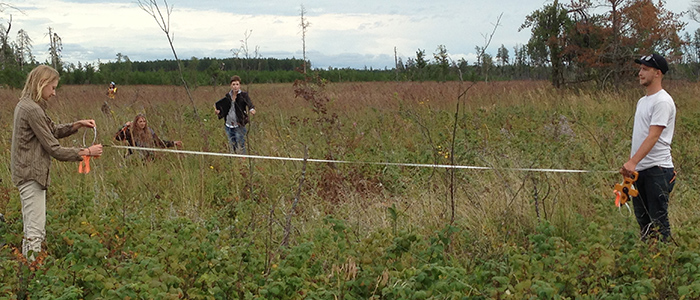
[114,113,182,161]
[11,65,103,260]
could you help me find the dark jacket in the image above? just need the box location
[215,91,255,126]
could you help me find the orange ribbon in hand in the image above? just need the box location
[79,127,98,174]
[78,156,91,174]
[613,171,638,207]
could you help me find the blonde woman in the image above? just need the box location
[11,65,103,260]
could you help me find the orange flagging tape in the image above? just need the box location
[78,156,91,174]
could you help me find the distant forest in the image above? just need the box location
[35,53,700,88]
[1,37,698,89]
[0,55,558,88]
[58,55,556,87]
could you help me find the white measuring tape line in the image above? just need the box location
[109,145,617,174]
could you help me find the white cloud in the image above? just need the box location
[4,0,698,69]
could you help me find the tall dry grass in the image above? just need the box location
[1,80,699,253]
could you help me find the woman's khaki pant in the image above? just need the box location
[18,180,46,260]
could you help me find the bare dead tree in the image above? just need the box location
[281,146,308,247]
[0,3,21,17]
[394,46,399,81]
[16,29,34,68]
[474,13,503,82]
[299,4,310,74]
[444,14,501,225]
[137,0,210,150]
[231,30,260,69]
[443,34,491,227]
[0,16,9,43]
[447,82,475,225]
[46,27,62,71]
[0,4,26,70]
[229,29,264,192]
[692,0,700,23]
[0,15,10,69]
[231,29,263,88]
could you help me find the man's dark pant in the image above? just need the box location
[632,166,675,241]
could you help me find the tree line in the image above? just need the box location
[1,0,699,89]
[518,0,694,88]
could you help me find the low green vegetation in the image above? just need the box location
[1,80,699,299]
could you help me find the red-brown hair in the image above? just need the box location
[129,114,154,146]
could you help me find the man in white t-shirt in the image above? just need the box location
[622,53,676,242]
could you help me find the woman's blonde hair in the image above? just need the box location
[21,65,60,102]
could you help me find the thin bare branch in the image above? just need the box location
[476,13,503,82]
[281,146,308,247]
[692,0,700,23]
[448,82,476,225]
[481,13,503,55]
[137,0,210,150]
[0,3,23,14]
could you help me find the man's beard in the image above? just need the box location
[640,77,652,87]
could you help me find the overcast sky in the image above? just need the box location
[3,0,698,70]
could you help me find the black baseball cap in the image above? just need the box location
[634,53,668,74]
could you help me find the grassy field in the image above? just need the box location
[1,79,700,299]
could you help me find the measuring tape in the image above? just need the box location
[108,145,617,174]
[613,171,638,216]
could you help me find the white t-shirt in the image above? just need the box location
[631,89,675,171]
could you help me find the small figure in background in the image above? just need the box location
[115,114,182,161]
[102,82,117,117]
[107,82,117,99]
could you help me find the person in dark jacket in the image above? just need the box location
[214,75,256,153]
[115,114,182,160]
